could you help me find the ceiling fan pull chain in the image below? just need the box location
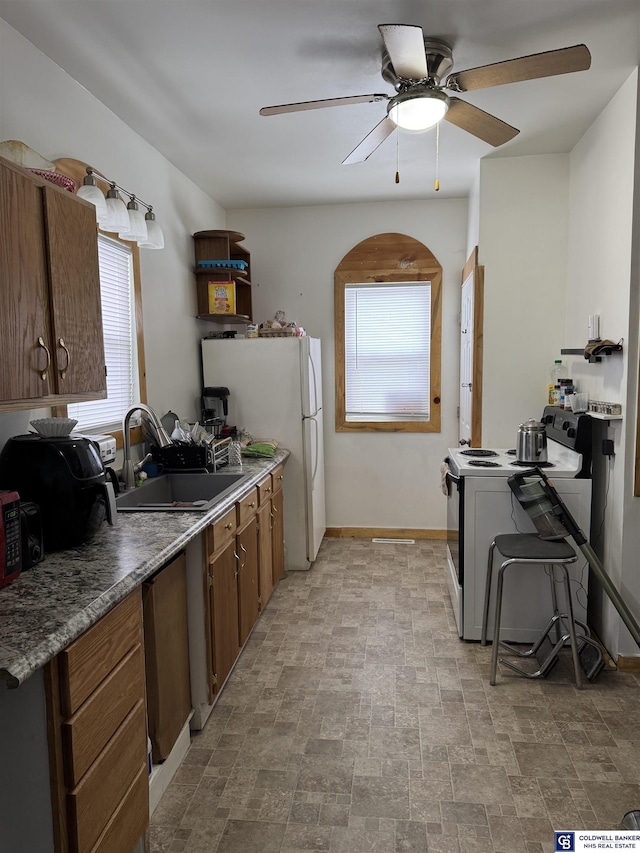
[395,128,400,184]
[434,122,440,191]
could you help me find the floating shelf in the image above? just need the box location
[561,344,623,364]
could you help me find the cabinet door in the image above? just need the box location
[237,515,259,646]
[0,159,52,401]
[272,488,285,584]
[209,539,241,694]
[43,186,107,397]
[257,501,274,608]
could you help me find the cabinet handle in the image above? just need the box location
[269,509,274,531]
[225,522,233,530]
[233,550,240,578]
[239,542,247,570]
[58,338,70,380]
[266,487,272,494]
[37,336,51,381]
[248,501,255,508]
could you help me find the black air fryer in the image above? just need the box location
[0,435,114,551]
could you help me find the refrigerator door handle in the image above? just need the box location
[302,406,322,422]
[307,415,319,481]
[308,351,320,418]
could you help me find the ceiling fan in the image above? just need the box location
[259,24,591,164]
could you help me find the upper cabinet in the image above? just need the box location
[193,229,253,324]
[0,156,107,412]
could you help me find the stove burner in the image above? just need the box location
[468,459,501,467]
[506,449,517,455]
[510,460,555,468]
[460,449,499,458]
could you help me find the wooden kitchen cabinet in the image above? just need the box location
[45,589,148,853]
[203,487,262,699]
[192,229,253,323]
[271,466,285,585]
[257,494,274,608]
[0,156,107,412]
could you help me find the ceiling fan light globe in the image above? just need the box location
[388,92,449,131]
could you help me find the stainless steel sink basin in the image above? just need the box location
[115,471,251,511]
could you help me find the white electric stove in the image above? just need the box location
[444,407,594,642]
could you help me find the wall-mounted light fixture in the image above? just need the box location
[76,167,164,249]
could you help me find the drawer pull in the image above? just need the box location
[225,522,233,530]
[248,501,255,508]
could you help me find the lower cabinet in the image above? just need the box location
[45,589,148,853]
[203,468,285,701]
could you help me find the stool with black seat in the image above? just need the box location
[481,533,582,688]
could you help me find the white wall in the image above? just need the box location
[565,70,640,657]
[477,154,570,446]
[0,19,225,448]
[227,201,468,531]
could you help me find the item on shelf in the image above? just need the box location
[583,338,624,359]
[27,168,76,192]
[207,281,236,314]
[588,401,622,416]
[197,259,248,271]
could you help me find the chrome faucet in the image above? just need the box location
[122,403,172,490]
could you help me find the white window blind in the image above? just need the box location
[345,282,431,422]
[68,234,137,431]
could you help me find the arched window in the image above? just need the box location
[334,233,442,433]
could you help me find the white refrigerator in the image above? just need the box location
[200,336,326,570]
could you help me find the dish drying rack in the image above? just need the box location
[153,436,231,472]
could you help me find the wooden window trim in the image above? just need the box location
[334,233,442,433]
[52,158,147,448]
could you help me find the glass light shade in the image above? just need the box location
[388,92,449,131]
[139,211,165,249]
[77,174,108,224]
[118,198,148,242]
[103,187,131,232]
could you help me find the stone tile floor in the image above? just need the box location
[149,537,640,853]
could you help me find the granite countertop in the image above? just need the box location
[0,451,289,688]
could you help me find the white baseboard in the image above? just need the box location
[149,716,193,815]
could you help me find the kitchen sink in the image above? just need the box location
[115,471,251,511]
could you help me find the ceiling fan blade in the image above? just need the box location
[445,98,519,147]
[342,116,396,165]
[260,93,388,116]
[447,44,591,92]
[378,24,428,80]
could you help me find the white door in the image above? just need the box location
[459,274,474,445]
[459,249,484,447]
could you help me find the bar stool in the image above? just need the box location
[481,533,582,688]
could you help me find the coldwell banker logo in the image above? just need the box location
[555,832,575,851]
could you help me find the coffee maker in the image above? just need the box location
[201,386,230,437]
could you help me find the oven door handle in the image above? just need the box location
[444,461,461,494]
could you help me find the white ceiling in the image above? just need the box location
[1,0,639,209]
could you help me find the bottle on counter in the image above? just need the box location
[548,359,566,405]
[228,429,243,467]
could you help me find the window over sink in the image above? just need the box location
[68,234,139,431]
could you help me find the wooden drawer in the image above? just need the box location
[62,643,145,787]
[90,763,148,853]
[257,475,273,506]
[209,506,237,553]
[236,487,258,526]
[59,591,142,717]
[67,700,146,853]
[271,465,284,494]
